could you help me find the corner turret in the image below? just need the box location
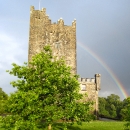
[95,74,101,90]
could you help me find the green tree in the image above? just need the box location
[106,94,120,106]
[106,94,121,119]
[109,104,117,118]
[121,97,130,129]
[0,88,8,100]
[99,94,123,119]
[0,46,92,130]
[0,88,8,115]
[120,98,130,120]
[98,97,110,117]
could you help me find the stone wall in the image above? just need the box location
[28,6,76,74]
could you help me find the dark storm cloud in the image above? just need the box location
[76,0,130,99]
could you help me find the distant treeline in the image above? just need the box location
[98,94,130,120]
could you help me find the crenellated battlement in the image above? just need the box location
[79,74,101,91]
[30,6,76,27]
[78,78,95,83]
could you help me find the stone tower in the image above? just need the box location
[78,74,101,116]
[28,6,76,74]
[28,6,101,116]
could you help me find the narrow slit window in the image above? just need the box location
[55,42,60,49]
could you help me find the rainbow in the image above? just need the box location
[78,41,129,99]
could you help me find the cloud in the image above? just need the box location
[0,32,27,94]
[0,32,27,68]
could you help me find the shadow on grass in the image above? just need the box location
[37,122,88,130]
[53,123,81,130]
[52,123,88,130]
[67,125,87,130]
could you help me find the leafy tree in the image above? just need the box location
[121,97,130,130]
[98,97,110,117]
[0,46,93,130]
[109,104,117,118]
[0,88,8,100]
[106,94,121,119]
[120,97,130,123]
[0,88,8,115]
[99,94,123,119]
[106,94,120,107]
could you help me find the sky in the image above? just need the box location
[0,0,130,100]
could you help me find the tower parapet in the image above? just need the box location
[78,78,95,83]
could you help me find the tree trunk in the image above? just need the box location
[48,124,51,130]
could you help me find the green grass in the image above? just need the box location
[48,121,126,130]
[0,121,126,130]
[68,121,126,130]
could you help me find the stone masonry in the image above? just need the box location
[28,6,101,116]
[28,6,76,74]
[78,74,101,115]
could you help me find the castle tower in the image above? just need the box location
[78,74,101,116]
[28,6,77,74]
[28,6,101,117]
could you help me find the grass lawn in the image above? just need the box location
[47,121,126,130]
[0,121,126,130]
[67,121,126,130]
